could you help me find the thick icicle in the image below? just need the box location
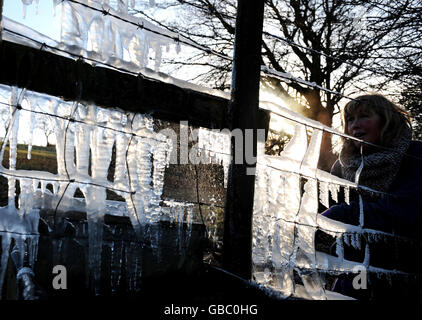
[21,0,33,19]
[7,88,22,209]
[344,186,350,205]
[26,100,35,160]
[329,183,340,203]
[335,236,344,261]
[0,234,12,299]
[84,106,115,295]
[52,0,61,16]
[295,127,322,283]
[319,181,330,209]
[151,134,172,220]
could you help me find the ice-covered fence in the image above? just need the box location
[60,0,173,72]
[0,0,235,297]
[0,84,203,296]
[252,100,421,300]
[8,0,229,75]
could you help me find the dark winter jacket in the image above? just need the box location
[326,141,422,239]
[321,141,422,299]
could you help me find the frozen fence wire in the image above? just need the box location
[253,101,421,300]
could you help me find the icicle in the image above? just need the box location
[110,230,123,294]
[177,206,185,253]
[350,233,357,249]
[153,43,163,72]
[86,205,105,296]
[319,181,329,208]
[359,194,364,227]
[151,136,171,220]
[32,179,38,193]
[186,205,193,241]
[117,0,129,15]
[343,233,350,246]
[27,100,35,160]
[329,183,339,203]
[26,235,38,269]
[7,88,22,209]
[125,241,136,291]
[0,234,12,299]
[53,0,60,16]
[40,181,46,194]
[52,182,58,195]
[344,185,350,204]
[301,128,323,175]
[335,236,344,260]
[363,243,370,266]
[353,233,361,250]
[21,0,34,19]
[14,236,26,270]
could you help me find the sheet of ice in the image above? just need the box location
[0,85,177,296]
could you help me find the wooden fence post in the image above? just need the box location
[223,0,265,280]
[0,0,4,43]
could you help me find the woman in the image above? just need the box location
[321,94,422,299]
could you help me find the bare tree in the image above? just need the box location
[36,115,55,147]
[145,0,422,170]
[0,106,9,139]
[0,89,10,140]
[399,65,422,140]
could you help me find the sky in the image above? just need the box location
[1,1,61,146]
[3,0,62,41]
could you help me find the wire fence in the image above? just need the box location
[0,84,226,251]
[1,4,421,299]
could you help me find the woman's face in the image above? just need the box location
[345,107,382,151]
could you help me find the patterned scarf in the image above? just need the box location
[338,127,412,198]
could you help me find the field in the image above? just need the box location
[0,144,57,207]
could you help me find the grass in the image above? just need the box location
[0,143,125,203]
[0,143,57,206]
[2,143,58,173]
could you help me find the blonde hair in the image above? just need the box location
[341,94,412,156]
